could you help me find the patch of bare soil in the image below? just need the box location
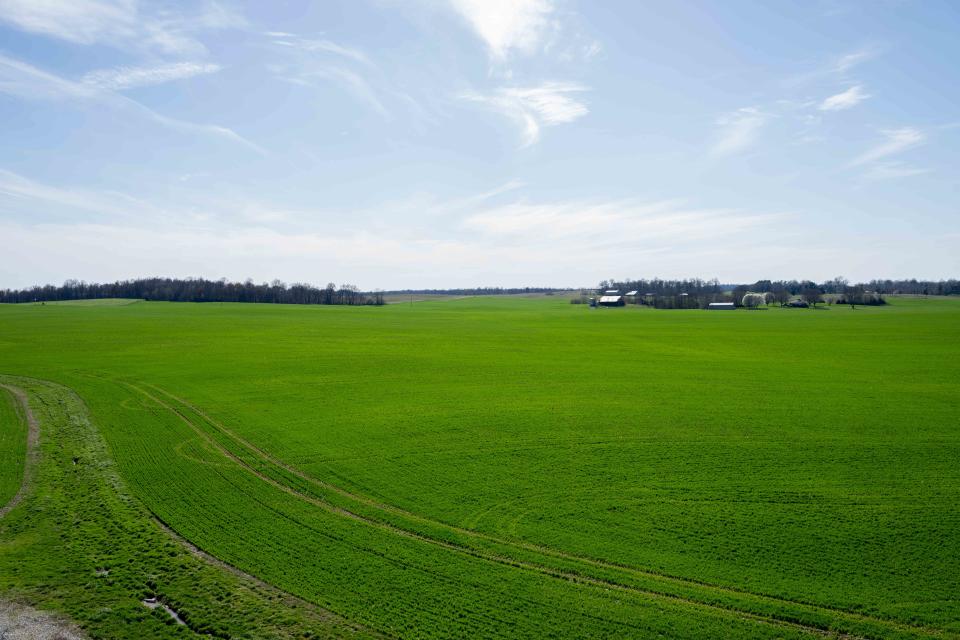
[0,600,86,640]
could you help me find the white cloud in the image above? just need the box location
[0,54,263,154]
[832,48,876,74]
[0,0,138,45]
[0,0,244,56]
[447,0,554,61]
[851,127,925,166]
[0,168,164,220]
[266,35,403,119]
[462,199,781,243]
[278,64,390,118]
[819,85,870,111]
[711,107,767,156]
[785,47,879,89]
[582,41,602,59]
[82,62,222,91]
[0,189,789,290]
[0,53,97,100]
[461,81,588,147]
[6,173,949,288]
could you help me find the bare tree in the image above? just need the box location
[801,287,823,307]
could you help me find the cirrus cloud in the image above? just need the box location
[82,61,222,91]
[461,81,588,147]
[819,85,870,111]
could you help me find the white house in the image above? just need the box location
[599,295,625,307]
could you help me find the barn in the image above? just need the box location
[599,295,625,307]
[707,302,736,310]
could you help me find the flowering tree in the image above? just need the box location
[742,292,766,309]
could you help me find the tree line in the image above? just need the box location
[593,278,729,309]
[595,277,959,309]
[383,287,567,295]
[0,278,385,306]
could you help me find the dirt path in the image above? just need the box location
[0,600,86,640]
[0,384,39,519]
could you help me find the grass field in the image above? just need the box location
[0,296,958,638]
[0,387,26,508]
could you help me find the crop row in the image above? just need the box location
[63,372,836,640]
[69,374,948,640]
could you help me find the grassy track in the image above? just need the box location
[0,385,28,510]
[0,376,379,639]
[22,298,143,307]
[0,296,958,637]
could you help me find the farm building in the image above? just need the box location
[707,302,736,310]
[598,295,625,307]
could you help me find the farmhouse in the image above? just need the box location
[598,295,625,307]
[707,302,736,310]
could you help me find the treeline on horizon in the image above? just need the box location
[383,287,564,295]
[0,278,384,305]
[594,277,960,309]
[1,276,957,306]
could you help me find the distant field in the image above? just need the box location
[16,298,143,306]
[0,296,958,638]
[380,291,574,304]
[0,387,26,508]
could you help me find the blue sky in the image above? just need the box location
[0,0,957,289]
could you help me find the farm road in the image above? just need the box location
[0,384,39,519]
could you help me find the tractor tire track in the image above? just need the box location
[127,381,907,640]
[140,381,956,640]
[0,384,39,519]
[10,375,386,640]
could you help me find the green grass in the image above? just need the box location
[0,377,376,639]
[0,387,26,507]
[0,296,958,638]
[17,298,142,306]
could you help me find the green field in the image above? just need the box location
[0,386,26,508]
[0,296,958,638]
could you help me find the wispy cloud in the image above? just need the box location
[851,127,925,166]
[301,66,389,117]
[0,0,245,56]
[461,82,588,147]
[785,47,879,89]
[0,53,264,154]
[270,36,372,66]
[711,107,767,156]
[82,62,222,91]
[266,34,408,120]
[0,178,790,289]
[0,168,163,220]
[832,48,877,74]
[462,198,784,247]
[861,162,930,181]
[0,53,97,100]
[819,85,870,111]
[447,0,555,61]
